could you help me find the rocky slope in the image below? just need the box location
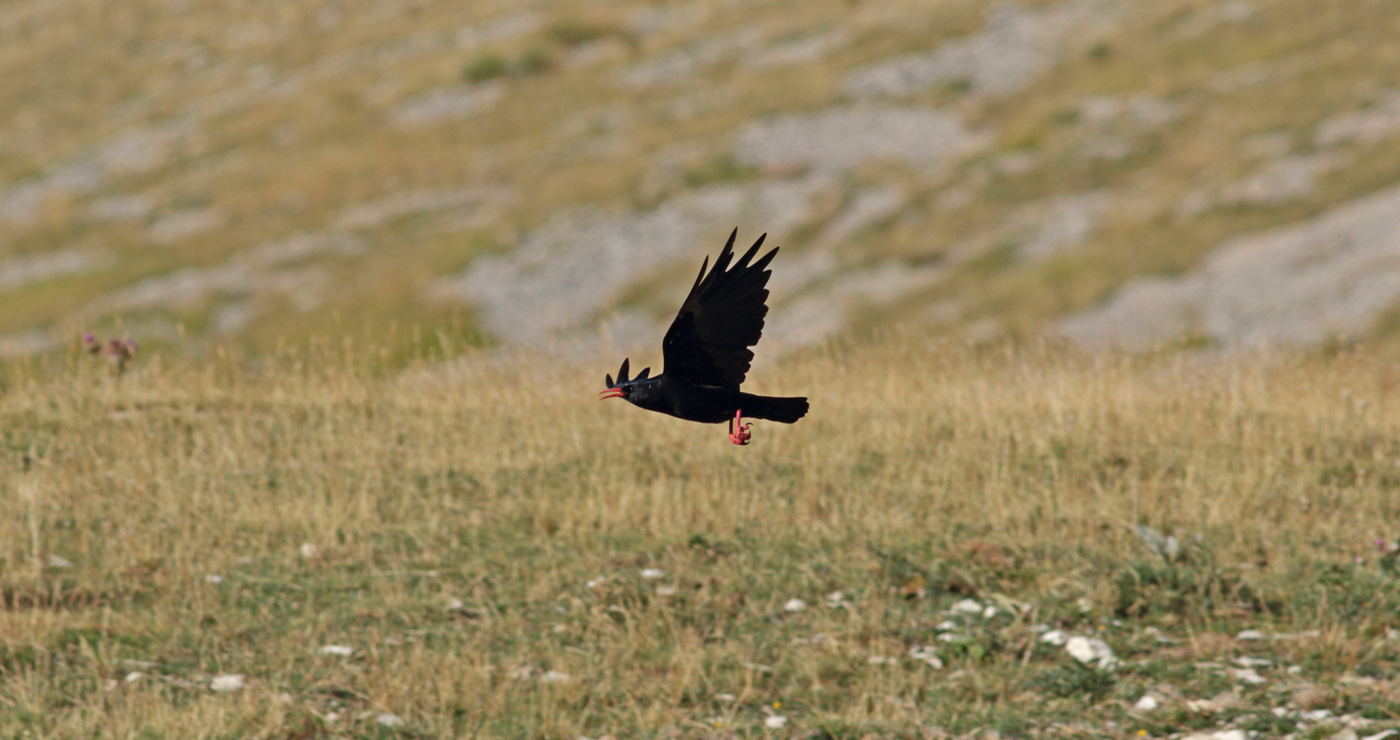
[2,0,1399,358]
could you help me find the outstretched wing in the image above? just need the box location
[662,229,778,390]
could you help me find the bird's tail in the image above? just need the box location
[740,394,809,424]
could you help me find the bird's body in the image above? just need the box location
[618,377,808,425]
[599,229,809,445]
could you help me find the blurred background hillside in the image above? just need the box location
[3,0,1399,362]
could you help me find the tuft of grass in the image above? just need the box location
[462,53,509,83]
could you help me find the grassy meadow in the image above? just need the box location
[3,337,1400,738]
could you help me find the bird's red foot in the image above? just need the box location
[728,409,752,446]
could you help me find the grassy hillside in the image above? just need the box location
[3,0,1400,359]
[4,339,1400,737]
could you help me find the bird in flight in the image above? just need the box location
[598,229,809,445]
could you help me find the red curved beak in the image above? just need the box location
[598,388,624,400]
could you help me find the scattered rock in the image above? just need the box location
[0,122,188,225]
[1059,182,1400,348]
[376,713,405,727]
[0,249,108,293]
[909,646,944,669]
[88,262,329,316]
[783,598,807,612]
[210,674,245,692]
[618,29,762,89]
[732,106,986,173]
[455,13,542,49]
[429,175,833,348]
[539,670,573,684]
[630,2,710,36]
[1220,152,1347,206]
[1186,692,1238,713]
[1316,91,1400,146]
[1134,694,1160,711]
[89,194,156,221]
[1239,131,1293,160]
[240,232,367,267]
[150,208,226,244]
[952,599,983,614]
[814,186,907,248]
[389,83,503,128]
[744,29,852,69]
[318,645,354,656]
[334,187,507,230]
[1064,636,1118,669]
[1231,667,1267,685]
[1181,731,1246,740]
[1015,192,1112,262]
[765,260,942,348]
[843,0,1122,99]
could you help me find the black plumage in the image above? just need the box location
[599,229,809,445]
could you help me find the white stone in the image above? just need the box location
[1134,695,1160,711]
[1040,629,1069,646]
[764,715,789,729]
[1064,636,1118,669]
[783,598,807,613]
[1183,731,1248,740]
[1231,667,1267,684]
[640,568,664,580]
[951,599,983,614]
[1235,629,1265,641]
[318,645,354,656]
[210,674,245,692]
[376,713,405,727]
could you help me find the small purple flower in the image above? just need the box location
[1377,539,1389,552]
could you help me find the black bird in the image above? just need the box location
[598,229,809,445]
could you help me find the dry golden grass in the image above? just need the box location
[4,336,1400,737]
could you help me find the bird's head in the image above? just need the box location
[598,358,653,402]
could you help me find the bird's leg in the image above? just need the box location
[728,408,752,446]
